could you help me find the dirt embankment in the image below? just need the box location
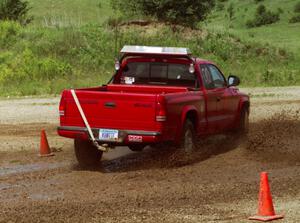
[0,87,299,223]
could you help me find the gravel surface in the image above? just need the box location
[0,97,59,124]
[0,86,299,222]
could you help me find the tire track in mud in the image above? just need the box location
[0,123,58,137]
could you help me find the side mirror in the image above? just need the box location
[228,75,240,87]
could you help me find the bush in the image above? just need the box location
[0,48,72,84]
[254,0,264,3]
[0,0,32,25]
[257,4,266,15]
[0,21,21,47]
[294,2,300,13]
[246,5,280,28]
[289,15,300,23]
[111,0,215,28]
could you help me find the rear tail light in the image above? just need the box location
[59,93,66,117]
[156,95,166,122]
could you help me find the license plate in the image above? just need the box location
[99,129,119,141]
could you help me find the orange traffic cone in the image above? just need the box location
[39,129,54,157]
[249,172,284,222]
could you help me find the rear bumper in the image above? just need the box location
[57,126,162,144]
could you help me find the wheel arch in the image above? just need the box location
[175,106,199,145]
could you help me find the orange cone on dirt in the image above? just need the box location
[249,172,284,222]
[39,129,54,157]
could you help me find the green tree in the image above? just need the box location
[0,0,32,25]
[111,0,215,28]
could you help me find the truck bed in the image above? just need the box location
[58,84,190,142]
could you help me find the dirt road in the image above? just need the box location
[0,87,299,222]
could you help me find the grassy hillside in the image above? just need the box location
[205,0,300,55]
[0,0,299,96]
[28,0,114,27]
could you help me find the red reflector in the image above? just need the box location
[128,135,143,142]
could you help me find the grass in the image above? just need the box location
[0,0,299,96]
[205,0,300,55]
[28,0,114,27]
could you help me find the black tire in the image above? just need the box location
[74,139,103,167]
[128,144,145,152]
[179,119,196,154]
[238,107,249,134]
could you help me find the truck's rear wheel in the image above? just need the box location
[179,119,196,154]
[128,145,145,152]
[74,139,103,167]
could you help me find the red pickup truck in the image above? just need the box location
[58,46,250,167]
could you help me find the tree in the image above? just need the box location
[0,0,32,25]
[111,0,215,28]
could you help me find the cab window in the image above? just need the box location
[200,64,226,89]
[120,62,198,87]
[200,65,214,89]
[207,64,226,88]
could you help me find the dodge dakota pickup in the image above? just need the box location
[58,45,250,167]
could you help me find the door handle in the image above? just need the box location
[104,102,116,108]
[216,97,221,102]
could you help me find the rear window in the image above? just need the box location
[120,62,198,87]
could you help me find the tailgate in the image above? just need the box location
[62,90,158,131]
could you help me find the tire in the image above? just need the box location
[238,107,249,134]
[128,144,145,152]
[179,119,196,154]
[74,139,103,167]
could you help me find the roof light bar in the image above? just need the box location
[121,45,191,56]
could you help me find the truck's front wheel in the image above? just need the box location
[74,139,103,167]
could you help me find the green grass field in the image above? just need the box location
[0,0,299,96]
[205,0,300,55]
[28,0,114,27]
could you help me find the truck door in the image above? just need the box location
[199,64,228,132]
